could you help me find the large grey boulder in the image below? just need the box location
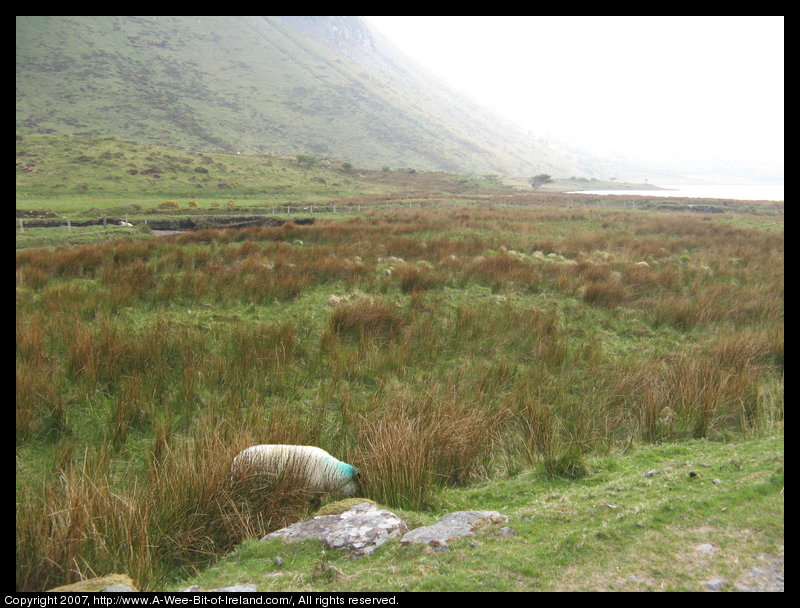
[400,510,510,548]
[262,501,407,557]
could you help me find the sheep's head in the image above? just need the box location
[336,463,361,496]
[352,470,364,495]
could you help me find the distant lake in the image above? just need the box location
[568,184,784,202]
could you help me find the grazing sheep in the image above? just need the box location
[231,445,361,499]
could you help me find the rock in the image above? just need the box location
[704,579,727,591]
[734,552,784,592]
[314,497,378,517]
[263,501,407,557]
[695,543,714,554]
[180,584,257,592]
[400,510,509,548]
[46,574,137,592]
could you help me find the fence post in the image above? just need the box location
[18,218,24,233]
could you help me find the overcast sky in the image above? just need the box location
[364,16,784,174]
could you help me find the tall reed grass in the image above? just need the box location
[16,205,783,590]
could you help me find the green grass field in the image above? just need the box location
[175,435,783,592]
[16,140,783,591]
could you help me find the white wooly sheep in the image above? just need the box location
[119,221,134,227]
[231,445,361,498]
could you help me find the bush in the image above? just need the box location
[541,445,590,480]
[582,280,626,308]
[395,263,439,293]
[328,297,406,342]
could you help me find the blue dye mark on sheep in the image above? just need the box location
[339,462,357,478]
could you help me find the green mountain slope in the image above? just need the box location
[16,16,624,178]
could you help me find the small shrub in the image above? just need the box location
[582,280,626,308]
[541,444,590,480]
[328,298,406,342]
[395,263,439,293]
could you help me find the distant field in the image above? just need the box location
[17,133,781,252]
[16,133,512,206]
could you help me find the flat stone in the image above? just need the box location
[179,584,258,592]
[47,574,137,592]
[704,579,727,591]
[401,510,509,547]
[263,501,407,557]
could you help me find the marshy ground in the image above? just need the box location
[16,195,783,591]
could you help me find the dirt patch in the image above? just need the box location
[151,230,185,237]
[733,551,784,592]
[16,209,59,218]
[16,215,315,231]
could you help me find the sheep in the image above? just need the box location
[231,445,361,500]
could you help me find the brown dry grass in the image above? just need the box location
[15,203,782,590]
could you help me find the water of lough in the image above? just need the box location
[568,184,783,202]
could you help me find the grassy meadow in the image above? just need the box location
[16,182,783,590]
[177,435,784,592]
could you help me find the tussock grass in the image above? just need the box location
[327,297,407,343]
[16,204,782,590]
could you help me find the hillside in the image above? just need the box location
[16,16,651,179]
